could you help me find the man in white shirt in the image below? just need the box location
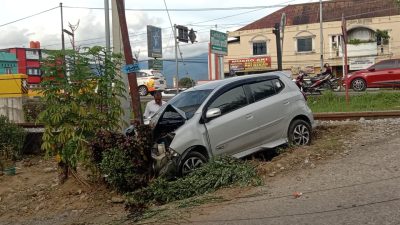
[143,91,166,119]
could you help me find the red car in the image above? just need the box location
[346,59,400,91]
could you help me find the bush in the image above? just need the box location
[89,125,154,192]
[0,115,26,161]
[100,148,149,193]
[126,156,261,219]
[23,101,45,122]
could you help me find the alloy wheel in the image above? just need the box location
[292,124,310,145]
[182,156,205,175]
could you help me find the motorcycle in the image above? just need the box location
[295,71,340,94]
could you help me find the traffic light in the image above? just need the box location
[188,28,197,43]
[176,25,189,43]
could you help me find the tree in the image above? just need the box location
[179,77,195,88]
[39,47,126,183]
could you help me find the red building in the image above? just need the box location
[7,41,42,84]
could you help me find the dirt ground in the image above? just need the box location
[0,120,385,225]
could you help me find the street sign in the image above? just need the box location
[122,63,140,74]
[210,30,228,55]
[147,25,163,58]
[148,59,163,71]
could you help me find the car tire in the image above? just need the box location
[288,119,312,146]
[179,151,207,176]
[138,85,148,96]
[351,78,367,92]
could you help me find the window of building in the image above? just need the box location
[297,38,312,52]
[253,42,267,55]
[27,68,40,76]
[5,68,12,74]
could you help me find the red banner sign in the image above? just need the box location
[229,57,272,72]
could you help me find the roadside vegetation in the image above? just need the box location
[125,156,261,220]
[309,91,400,112]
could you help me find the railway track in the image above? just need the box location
[17,111,400,128]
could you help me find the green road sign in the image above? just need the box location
[210,30,228,55]
[148,59,163,71]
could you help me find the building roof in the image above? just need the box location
[238,0,400,31]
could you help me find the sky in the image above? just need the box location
[0,0,318,60]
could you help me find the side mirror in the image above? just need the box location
[206,108,222,119]
[368,67,375,72]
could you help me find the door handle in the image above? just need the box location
[283,101,290,106]
[388,71,393,74]
[245,114,253,119]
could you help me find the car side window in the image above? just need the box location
[375,60,396,70]
[248,80,275,102]
[247,79,284,102]
[208,86,247,115]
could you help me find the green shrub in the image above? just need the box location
[126,156,261,219]
[0,115,26,161]
[90,126,154,193]
[23,100,45,122]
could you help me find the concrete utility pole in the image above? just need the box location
[104,0,111,52]
[174,24,179,93]
[319,0,324,70]
[111,0,131,130]
[115,0,143,124]
[60,2,65,53]
[273,23,282,71]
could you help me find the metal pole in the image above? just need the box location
[174,24,179,94]
[319,0,324,70]
[104,0,111,52]
[115,0,143,124]
[60,3,65,52]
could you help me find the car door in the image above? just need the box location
[394,59,400,87]
[244,78,288,147]
[204,85,256,156]
[366,60,396,87]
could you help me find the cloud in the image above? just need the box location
[0,27,32,48]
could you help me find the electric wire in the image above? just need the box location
[0,6,59,28]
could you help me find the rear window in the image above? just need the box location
[151,71,164,77]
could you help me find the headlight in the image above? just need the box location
[168,147,180,158]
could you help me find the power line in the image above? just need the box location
[0,6,59,28]
[63,5,288,12]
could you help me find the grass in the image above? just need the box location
[125,156,261,221]
[308,91,400,113]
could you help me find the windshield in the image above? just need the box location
[169,89,212,119]
[151,71,164,77]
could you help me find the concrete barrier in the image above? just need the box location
[0,74,28,123]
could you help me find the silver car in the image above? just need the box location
[150,72,315,176]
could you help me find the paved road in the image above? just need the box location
[183,119,400,225]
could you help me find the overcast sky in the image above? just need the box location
[0,0,317,59]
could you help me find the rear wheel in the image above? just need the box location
[138,85,148,96]
[351,78,367,92]
[288,119,311,146]
[179,151,207,176]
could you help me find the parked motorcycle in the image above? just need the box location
[295,71,340,94]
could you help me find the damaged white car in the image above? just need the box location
[149,72,315,176]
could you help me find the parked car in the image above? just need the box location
[136,69,167,96]
[346,59,400,91]
[149,72,315,176]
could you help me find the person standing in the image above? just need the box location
[143,91,166,119]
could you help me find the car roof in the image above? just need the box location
[189,72,287,91]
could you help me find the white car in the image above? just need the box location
[136,69,167,96]
[150,72,315,176]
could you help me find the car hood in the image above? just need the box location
[149,104,187,127]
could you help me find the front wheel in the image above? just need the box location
[138,85,148,96]
[288,119,312,146]
[179,151,207,176]
[351,78,366,92]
